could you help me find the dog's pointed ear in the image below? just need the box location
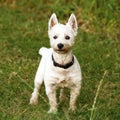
[49,13,58,30]
[67,14,78,36]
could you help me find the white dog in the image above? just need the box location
[30,13,82,113]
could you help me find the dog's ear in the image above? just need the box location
[67,14,78,36]
[49,13,58,30]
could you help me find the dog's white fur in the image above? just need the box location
[30,13,82,113]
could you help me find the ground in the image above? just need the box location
[0,0,120,120]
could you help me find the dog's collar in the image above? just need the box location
[52,54,74,69]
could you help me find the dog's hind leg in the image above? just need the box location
[59,88,67,102]
[30,71,44,105]
[30,59,44,105]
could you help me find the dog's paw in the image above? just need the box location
[29,96,38,105]
[47,108,57,114]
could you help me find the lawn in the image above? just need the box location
[0,0,120,120]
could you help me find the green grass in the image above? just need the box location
[0,0,119,120]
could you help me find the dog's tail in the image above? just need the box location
[39,47,52,56]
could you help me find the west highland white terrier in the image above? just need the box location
[30,13,82,113]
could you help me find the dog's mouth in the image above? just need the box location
[57,49,65,52]
[57,49,66,53]
[54,48,68,54]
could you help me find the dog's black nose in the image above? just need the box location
[57,43,64,49]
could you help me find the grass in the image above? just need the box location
[0,0,120,120]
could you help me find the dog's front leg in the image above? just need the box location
[46,85,57,113]
[69,85,81,111]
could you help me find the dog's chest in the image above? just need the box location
[58,79,69,88]
[55,69,72,88]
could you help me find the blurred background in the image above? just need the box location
[0,0,119,120]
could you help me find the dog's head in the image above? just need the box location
[48,13,78,54]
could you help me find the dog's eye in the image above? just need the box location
[65,35,70,40]
[53,35,58,39]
